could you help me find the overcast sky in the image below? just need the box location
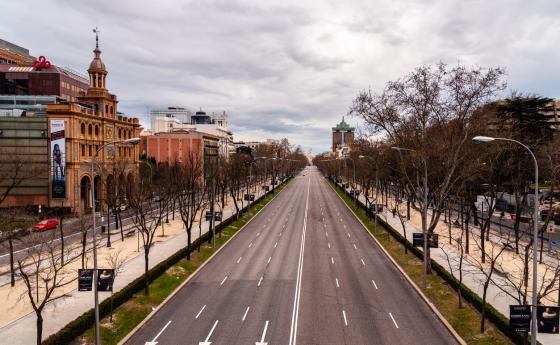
[2,0,559,154]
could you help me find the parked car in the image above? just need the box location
[33,218,59,232]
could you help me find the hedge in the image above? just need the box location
[331,179,529,345]
[42,178,291,345]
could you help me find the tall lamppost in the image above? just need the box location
[473,135,539,345]
[90,137,140,345]
[359,155,379,232]
[392,146,428,289]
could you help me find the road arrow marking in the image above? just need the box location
[199,320,219,345]
[145,320,171,345]
[256,320,269,345]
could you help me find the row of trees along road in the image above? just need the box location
[0,137,307,344]
[314,62,560,335]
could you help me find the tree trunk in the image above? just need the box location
[81,232,87,268]
[36,312,43,345]
[186,225,192,260]
[110,291,114,322]
[481,283,488,333]
[59,219,64,265]
[144,251,150,295]
[9,238,15,287]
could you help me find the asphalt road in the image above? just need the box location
[124,166,458,345]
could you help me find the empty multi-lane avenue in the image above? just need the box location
[124,166,458,345]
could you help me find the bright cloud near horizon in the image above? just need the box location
[2,0,559,154]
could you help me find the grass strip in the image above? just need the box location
[72,183,287,345]
[329,180,514,345]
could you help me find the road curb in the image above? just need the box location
[327,180,468,345]
[117,179,291,345]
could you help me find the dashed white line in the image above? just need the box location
[389,312,399,328]
[242,306,250,321]
[360,259,365,266]
[195,305,206,319]
[248,242,253,248]
[331,257,334,265]
[325,231,328,237]
[328,243,331,249]
[237,257,242,264]
[342,310,348,326]
[335,278,340,287]
[268,256,272,264]
[257,232,260,236]
[258,276,263,286]
[274,242,278,248]
[220,275,228,286]
[353,244,357,250]
[372,280,378,289]
[347,233,351,238]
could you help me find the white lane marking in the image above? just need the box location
[195,305,206,319]
[279,232,283,237]
[257,320,269,345]
[343,224,346,229]
[237,257,242,264]
[353,244,357,250]
[200,320,219,344]
[325,231,328,237]
[249,242,253,248]
[328,243,331,249]
[347,233,351,238]
[268,256,272,264]
[342,310,348,326]
[257,232,260,236]
[331,257,334,265]
[289,174,310,345]
[148,320,171,344]
[372,280,378,289]
[274,242,278,248]
[389,312,399,328]
[335,278,340,288]
[258,276,263,286]
[242,306,250,321]
[220,275,228,286]
[340,218,343,222]
[361,259,365,266]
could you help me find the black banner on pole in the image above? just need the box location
[510,305,531,333]
[78,269,93,291]
[537,306,559,333]
[97,269,115,292]
[412,233,439,248]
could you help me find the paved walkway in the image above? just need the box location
[346,185,559,345]
[0,184,272,345]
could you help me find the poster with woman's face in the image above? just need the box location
[97,269,115,292]
[50,119,66,198]
[537,306,559,334]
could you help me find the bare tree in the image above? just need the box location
[0,208,33,287]
[17,232,76,345]
[78,213,92,269]
[105,246,130,322]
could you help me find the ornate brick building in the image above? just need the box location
[332,117,354,156]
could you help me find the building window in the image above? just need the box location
[88,145,92,156]
[105,104,108,114]
[95,125,99,137]
[110,105,113,114]
[81,144,85,157]
[81,123,85,135]
[88,124,92,136]
[118,128,121,139]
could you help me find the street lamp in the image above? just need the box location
[90,137,140,345]
[359,155,380,233]
[392,146,429,289]
[473,135,539,345]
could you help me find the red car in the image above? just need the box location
[33,218,59,232]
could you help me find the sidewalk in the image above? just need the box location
[0,185,269,345]
[346,185,560,345]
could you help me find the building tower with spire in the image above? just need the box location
[332,116,354,155]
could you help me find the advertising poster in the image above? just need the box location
[97,269,115,292]
[510,305,531,333]
[412,233,439,248]
[538,306,559,333]
[78,269,93,291]
[50,119,66,198]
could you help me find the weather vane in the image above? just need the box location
[92,27,100,48]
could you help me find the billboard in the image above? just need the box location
[78,269,93,291]
[50,119,66,198]
[510,305,531,333]
[538,306,559,334]
[97,269,115,292]
[412,233,439,248]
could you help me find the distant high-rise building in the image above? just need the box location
[332,117,354,155]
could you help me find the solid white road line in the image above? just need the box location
[289,175,310,345]
[389,312,399,328]
[342,310,348,326]
[242,306,250,321]
[372,280,378,289]
[360,259,365,266]
[274,242,278,248]
[220,275,228,286]
[237,257,242,264]
[148,320,171,344]
[200,320,219,345]
[331,257,334,265]
[258,276,263,286]
[335,278,340,287]
[195,305,206,319]
[257,320,269,345]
